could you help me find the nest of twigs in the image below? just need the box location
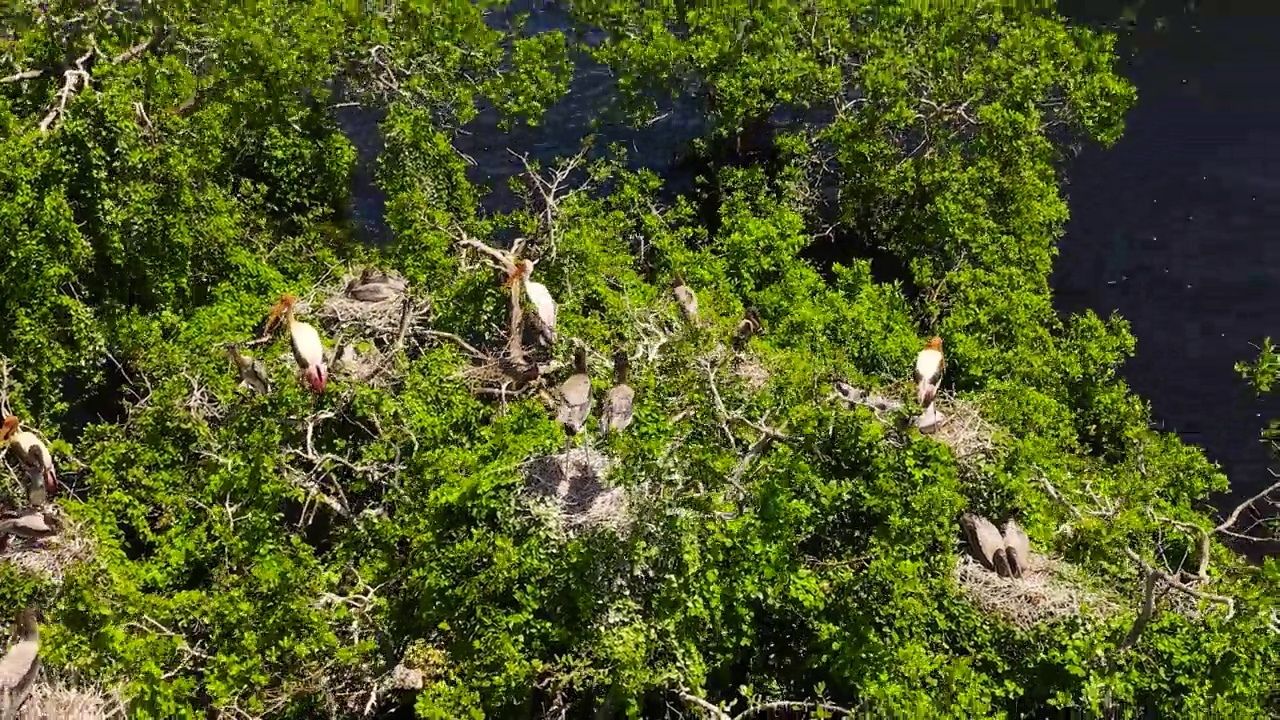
[2,518,92,584]
[919,394,997,461]
[17,676,126,720]
[732,356,770,392]
[522,448,631,535]
[954,552,1117,629]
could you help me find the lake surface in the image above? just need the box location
[339,1,1280,518]
[1057,0,1280,516]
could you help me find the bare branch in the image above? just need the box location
[0,69,42,84]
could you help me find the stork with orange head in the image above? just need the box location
[266,294,327,394]
[914,336,945,408]
[1,415,56,495]
[505,258,557,346]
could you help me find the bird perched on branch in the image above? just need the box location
[506,259,557,346]
[671,275,698,324]
[914,336,945,408]
[224,343,270,394]
[733,307,762,351]
[600,350,635,435]
[266,294,327,394]
[0,416,56,496]
[1001,519,1031,578]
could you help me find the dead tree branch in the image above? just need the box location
[677,690,852,720]
[509,142,593,260]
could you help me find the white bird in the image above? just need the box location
[914,336,945,408]
[267,294,327,394]
[1,416,56,496]
[509,259,556,346]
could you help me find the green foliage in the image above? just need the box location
[0,1,1275,718]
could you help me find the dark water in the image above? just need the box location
[338,2,1280,514]
[1056,0,1280,514]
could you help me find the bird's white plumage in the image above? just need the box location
[289,319,325,368]
[914,348,943,405]
[524,278,557,335]
[9,431,50,470]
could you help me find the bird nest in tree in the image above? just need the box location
[919,394,998,461]
[954,553,1118,629]
[732,357,770,392]
[315,272,430,343]
[522,448,632,536]
[17,678,127,720]
[2,520,93,584]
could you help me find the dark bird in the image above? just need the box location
[556,345,592,478]
[671,275,698,324]
[1001,519,1031,578]
[600,350,635,434]
[961,512,1011,577]
[733,307,762,350]
[346,267,407,303]
[225,342,270,394]
[0,608,39,701]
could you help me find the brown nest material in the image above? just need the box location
[919,394,997,461]
[3,517,93,583]
[732,357,770,392]
[315,272,432,347]
[522,448,632,535]
[17,677,126,720]
[954,552,1118,629]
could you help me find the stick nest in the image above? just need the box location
[17,677,126,720]
[920,393,998,462]
[522,448,632,536]
[2,518,93,584]
[954,552,1118,629]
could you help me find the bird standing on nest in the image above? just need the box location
[914,336,945,408]
[671,275,698,325]
[506,259,557,347]
[600,350,635,435]
[961,512,1011,577]
[0,416,56,497]
[0,608,39,698]
[556,345,592,478]
[732,307,762,351]
[224,343,270,394]
[266,294,327,394]
[1001,519,1031,578]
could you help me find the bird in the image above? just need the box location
[0,608,39,699]
[0,416,56,496]
[507,259,557,346]
[599,350,635,435]
[671,275,698,324]
[914,336,945,408]
[961,513,1011,577]
[346,267,406,303]
[1001,519,1031,578]
[266,294,327,394]
[224,343,270,394]
[0,511,61,552]
[556,345,592,478]
[732,307,762,351]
